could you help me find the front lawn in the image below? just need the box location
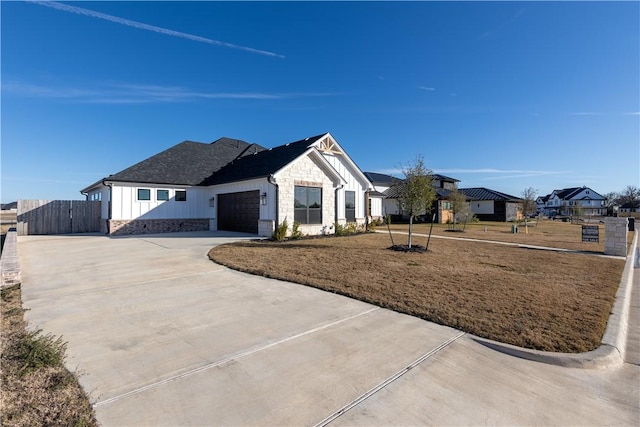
[208,232,625,353]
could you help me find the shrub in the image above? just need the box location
[291,221,303,240]
[335,222,360,236]
[273,219,288,241]
[17,329,67,376]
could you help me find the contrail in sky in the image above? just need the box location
[29,1,285,58]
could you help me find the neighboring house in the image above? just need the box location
[363,172,459,223]
[619,201,640,213]
[81,133,372,236]
[1,202,17,211]
[363,172,402,219]
[539,186,606,217]
[458,187,523,222]
[536,194,550,214]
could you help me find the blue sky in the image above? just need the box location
[2,1,639,203]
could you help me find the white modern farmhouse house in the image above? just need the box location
[81,133,372,236]
[536,186,606,217]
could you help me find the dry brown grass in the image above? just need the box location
[388,218,609,252]
[209,231,625,353]
[1,284,97,427]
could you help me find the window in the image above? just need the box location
[89,192,101,201]
[443,201,451,210]
[175,190,187,202]
[294,186,322,224]
[157,189,169,201]
[345,191,356,222]
[137,189,151,201]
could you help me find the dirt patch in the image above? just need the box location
[209,232,625,353]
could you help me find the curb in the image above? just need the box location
[1,229,21,288]
[472,231,638,369]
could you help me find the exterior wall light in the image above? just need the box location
[209,197,215,207]
[260,193,267,205]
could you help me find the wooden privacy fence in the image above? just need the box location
[17,200,101,236]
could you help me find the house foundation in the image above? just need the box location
[108,219,210,236]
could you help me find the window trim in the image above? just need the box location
[157,189,170,201]
[175,190,187,202]
[294,186,322,224]
[137,188,151,201]
[345,190,356,222]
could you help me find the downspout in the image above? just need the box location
[268,175,279,229]
[365,189,371,231]
[334,184,344,225]
[104,180,113,235]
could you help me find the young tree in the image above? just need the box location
[448,186,473,231]
[520,187,538,234]
[396,155,436,248]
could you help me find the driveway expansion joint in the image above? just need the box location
[314,331,466,427]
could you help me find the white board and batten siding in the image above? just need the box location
[320,152,370,221]
[369,196,383,218]
[110,184,211,220]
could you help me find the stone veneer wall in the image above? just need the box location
[604,217,629,257]
[109,218,209,236]
[277,155,336,236]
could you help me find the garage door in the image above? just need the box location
[218,190,260,234]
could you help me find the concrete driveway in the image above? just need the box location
[18,231,639,426]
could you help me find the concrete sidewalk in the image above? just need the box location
[17,231,640,426]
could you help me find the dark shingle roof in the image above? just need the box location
[382,185,402,199]
[105,138,265,186]
[553,187,605,200]
[459,187,521,202]
[383,186,453,200]
[435,188,453,198]
[432,174,459,183]
[203,134,327,185]
[364,172,401,185]
[555,187,582,199]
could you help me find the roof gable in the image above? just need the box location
[311,133,371,188]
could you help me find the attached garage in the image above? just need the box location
[218,190,260,234]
